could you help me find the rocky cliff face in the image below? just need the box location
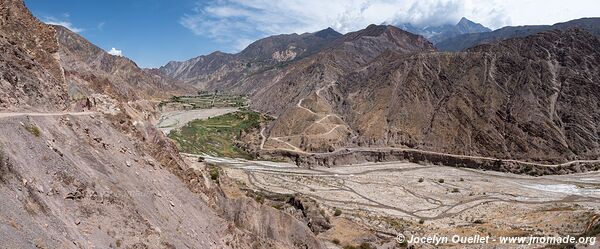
[159,27,343,90]
[436,18,600,51]
[0,0,68,110]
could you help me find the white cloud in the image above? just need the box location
[97,22,105,30]
[42,17,84,33]
[233,38,255,51]
[181,0,600,51]
[475,0,600,28]
[107,48,123,56]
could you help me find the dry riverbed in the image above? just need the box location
[195,154,600,248]
[155,108,237,134]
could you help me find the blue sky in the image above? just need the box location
[25,0,600,68]
[25,0,220,68]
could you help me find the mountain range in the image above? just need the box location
[158,17,491,91]
[2,0,600,247]
[396,17,492,44]
[159,27,343,90]
[437,17,600,51]
[158,17,600,165]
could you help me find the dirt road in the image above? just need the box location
[0,111,97,119]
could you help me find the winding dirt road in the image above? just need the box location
[266,81,350,150]
[0,111,97,119]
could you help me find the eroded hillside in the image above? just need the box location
[333,29,600,163]
[248,28,600,166]
[0,0,325,248]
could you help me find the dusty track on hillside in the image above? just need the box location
[0,111,97,118]
[266,81,350,150]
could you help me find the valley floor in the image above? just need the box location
[160,107,600,248]
[195,154,600,248]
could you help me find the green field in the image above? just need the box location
[168,111,270,159]
[160,92,248,109]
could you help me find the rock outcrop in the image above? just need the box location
[0,0,68,110]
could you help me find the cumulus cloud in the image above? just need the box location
[107,48,123,56]
[180,0,509,51]
[181,0,600,51]
[42,16,84,33]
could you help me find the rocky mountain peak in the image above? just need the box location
[457,17,471,25]
[454,17,491,33]
[356,24,392,37]
[209,51,231,56]
[237,28,342,62]
[343,24,419,42]
[314,27,342,39]
[395,17,491,44]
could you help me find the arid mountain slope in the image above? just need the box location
[241,25,436,153]
[54,25,191,103]
[0,111,325,249]
[437,17,600,51]
[159,27,342,90]
[158,51,236,90]
[0,0,325,248]
[0,114,228,248]
[0,0,68,110]
[0,0,190,111]
[292,29,599,163]
[248,24,436,115]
